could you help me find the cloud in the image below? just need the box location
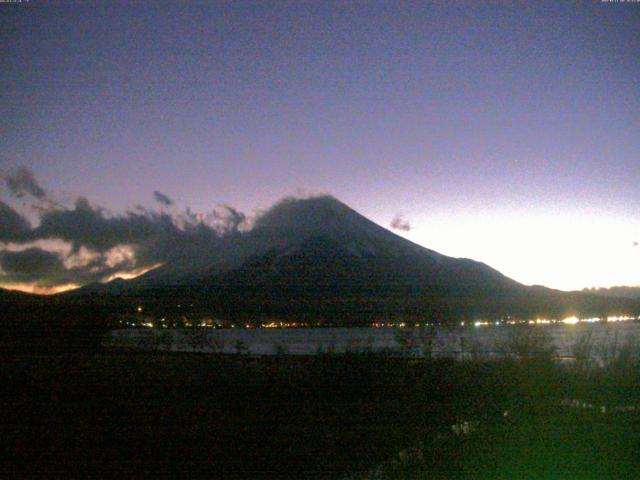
[34,197,175,253]
[0,195,235,289]
[153,190,174,207]
[0,201,32,242]
[0,244,140,288]
[0,168,256,291]
[0,248,65,283]
[3,166,47,200]
[390,214,411,232]
[38,198,222,275]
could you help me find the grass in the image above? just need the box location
[1,346,639,478]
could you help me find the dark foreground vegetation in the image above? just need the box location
[2,333,640,479]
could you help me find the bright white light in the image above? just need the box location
[562,316,579,325]
[405,209,640,291]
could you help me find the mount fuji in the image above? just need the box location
[63,196,636,323]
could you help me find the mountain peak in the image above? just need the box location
[253,195,355,233]
[251,195,410,257]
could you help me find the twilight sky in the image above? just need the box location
[1,0,639,293]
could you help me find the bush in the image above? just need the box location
[134,329,158,351]
[595,328,640,373]
[571,327,595,371]
[394,327,442,358]
[158,329,174,351]
[273,342,289,356]
[209,332,226,353]
[497,325,556,361]
[234,339,250,355]
[183,327,210,352]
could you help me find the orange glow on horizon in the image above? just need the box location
[0,263,162,295]
[102,263,163,282]
[0,282,81,295]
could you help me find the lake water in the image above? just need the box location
[109,321,640,359]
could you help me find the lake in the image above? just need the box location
[108,320,640,359]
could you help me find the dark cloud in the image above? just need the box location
[0,246,138,287]
[390,214,411,232]
[3,166,47,200]
[34,197,175,253]
[634,241,638,247]
[0,201,32,242]
[0,183,253,289]
[0,248,64,283]
[0,196,236,288]
[153,190,174,207]
[131,217,222,269]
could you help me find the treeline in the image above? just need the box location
[86,284,640,325]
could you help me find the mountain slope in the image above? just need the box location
[135,195,521,292]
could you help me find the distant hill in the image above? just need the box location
[583,287,640,300]
[0,286,40,303]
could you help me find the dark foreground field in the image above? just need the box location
[1,349,639,479]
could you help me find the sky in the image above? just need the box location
[1,0,639,293]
